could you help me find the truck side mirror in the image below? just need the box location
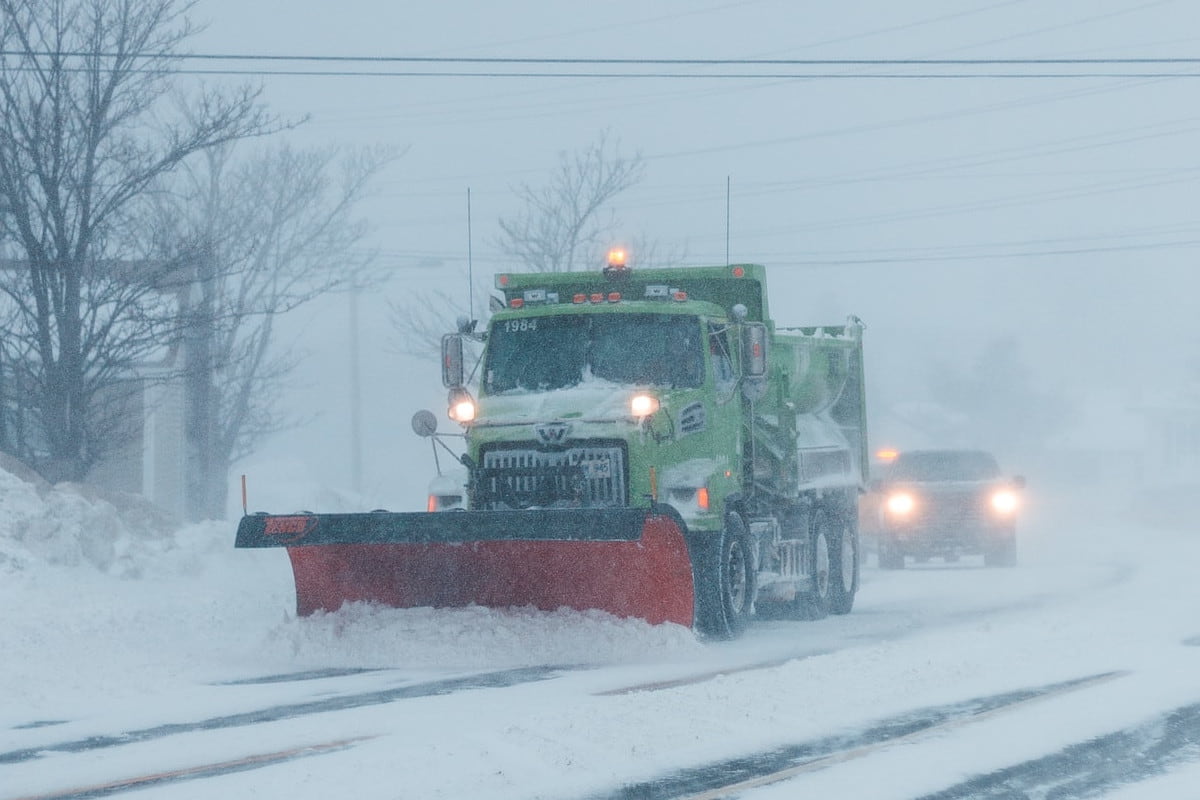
[441,333,465,388]
[741,323,768,378]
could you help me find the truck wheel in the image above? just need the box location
[984,531,1017,567]
[828,509,859,615]
[694,513,755,639]
[798,510,832,620]
[878,538,905,570]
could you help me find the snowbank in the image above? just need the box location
[0,461,193,576]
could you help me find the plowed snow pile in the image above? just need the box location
[0,461,196,576]
[0,464,700,720]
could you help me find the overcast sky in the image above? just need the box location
[189,1,1200,511]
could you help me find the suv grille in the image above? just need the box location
[913,489,990,533]
[476,443,627,510]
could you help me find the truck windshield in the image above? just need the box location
[484,313,704,393]
[887,450,1002,481]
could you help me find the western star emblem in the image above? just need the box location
[534,422,571,445]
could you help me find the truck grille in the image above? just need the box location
[476,443,628,510]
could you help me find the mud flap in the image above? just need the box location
[236,508,696,626]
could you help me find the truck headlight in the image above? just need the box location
[630,393,660,418]
[885,491,916,515]
[447,388,476,422]
[990,489,1019,514]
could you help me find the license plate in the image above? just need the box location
[581,460,612,479]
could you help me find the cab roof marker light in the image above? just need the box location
[497,274,510,287]
[731,266,746,278]
[603,247,631,280]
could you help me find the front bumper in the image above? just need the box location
[881,518,1015,554]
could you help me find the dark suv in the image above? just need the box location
[868,449,1024,568]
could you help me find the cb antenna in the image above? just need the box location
[725,175,731,266]
[467,187,474,320]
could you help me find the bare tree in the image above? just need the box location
[151,141,397,519]
[0,0,273,483]
[391,131,646,360]
[496,129,645,274]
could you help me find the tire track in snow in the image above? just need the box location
[594,652,831,696]
[589,671,1125,800]
[213,667,384,685]
[9,736,373,800]
[0,665,560,765]
[917,701,1200,799]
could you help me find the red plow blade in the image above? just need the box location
[236,508,695,627]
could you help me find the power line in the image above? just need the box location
[367,228,1200,269]
[7,52,1200,66]
[5,51,1200,78]
[763,237,1200,266]
[76,69,1200,80]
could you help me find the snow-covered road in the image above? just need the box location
[3,475,1199,799]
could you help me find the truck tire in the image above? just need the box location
[828,506,859,615]
[694,513,755,639]
[797,510,832,620]
[878,537,905,570]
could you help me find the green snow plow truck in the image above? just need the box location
[237,253,868,639]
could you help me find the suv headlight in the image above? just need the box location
[990,489,1019,514]
[885,491,916,515]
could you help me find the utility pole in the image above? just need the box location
[184,242,217,521]
[349,271,363,495]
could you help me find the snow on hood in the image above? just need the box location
[478,379,641,424]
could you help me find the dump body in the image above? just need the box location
[238,262,868,636]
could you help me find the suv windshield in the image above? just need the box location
[886,450,1002,481]
[484,313,704,393]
